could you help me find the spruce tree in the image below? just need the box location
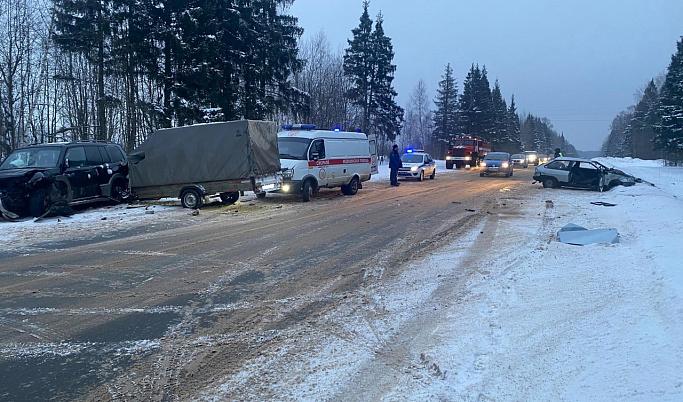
[506,95,523,151]
[490,80,509,149]
[343,1,374,133]
[476,66,495,141]
[432,63,458,155]
[370,13,403,143]
[655,37,683,156]
[627,80,659,158]
[457,65,478,137]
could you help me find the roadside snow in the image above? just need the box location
[1,204,179,254]
[200,158,683,400]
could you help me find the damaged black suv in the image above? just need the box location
[0,142,129,219]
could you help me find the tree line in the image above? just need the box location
[1,0,574,161]
[602,37,683,163]
[1,0,306,158]
[403,63,576,158]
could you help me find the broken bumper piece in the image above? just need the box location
[0,197,20,220]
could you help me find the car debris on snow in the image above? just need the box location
[557,223,619,246]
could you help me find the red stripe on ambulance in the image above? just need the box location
[308,158,371,167]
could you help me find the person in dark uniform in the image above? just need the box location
[389,144,402,187]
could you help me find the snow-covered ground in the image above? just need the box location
[201,158,683,401]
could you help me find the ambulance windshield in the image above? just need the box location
[278,137,311,160]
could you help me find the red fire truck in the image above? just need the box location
[445,136,492,169]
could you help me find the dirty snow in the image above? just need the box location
[199,158,683,400]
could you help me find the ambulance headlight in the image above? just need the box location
[282,184,291,193]
[480,161,487,167]
[464,156,472,161]
[411,166,419,172]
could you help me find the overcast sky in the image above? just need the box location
[289,0,683,151]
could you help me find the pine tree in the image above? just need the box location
[506,95,522,151]
[627,80,660,159]
[458,64,493,140]
[655,37,683,156]
[432,63,458,156]
[369,13,403,143]
[490,80,509,150]
[343,1,374,133]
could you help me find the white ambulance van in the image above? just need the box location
[277,124,378,202]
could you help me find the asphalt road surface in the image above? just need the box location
[0,168,533,401]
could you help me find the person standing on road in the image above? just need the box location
[389,144,402,187]
[554,148,564,158]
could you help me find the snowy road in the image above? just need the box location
[2,159,681,401]
[0,165,523,401]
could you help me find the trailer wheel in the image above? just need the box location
[302,179,314,202]
[220,192,240,205]
[181,189,204,209]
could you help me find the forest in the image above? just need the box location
[1,0,582,159]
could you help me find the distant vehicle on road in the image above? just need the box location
[278,124,376,202]
[0,142,129,219]
[511,153,529,168]
[480,152,514,177]
[445,136,491,169]
[538,154,551,164]
[128,120,282,209]
[524,151,540,166]
[533,157,637,191]
[398,150,436,181]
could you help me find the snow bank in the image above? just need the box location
[200,158,683,400]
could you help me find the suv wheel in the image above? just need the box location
[29,188,49,218]
[111,179,129,203]
[181,189,204,209]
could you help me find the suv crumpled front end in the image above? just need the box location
[0,169,54,219]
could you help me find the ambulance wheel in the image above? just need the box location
[220,192,240,205]
[302,180,314,202]
[430,170,436,180]
[418,171,424,182]
[342,177,359,196]
[181,189,204,209]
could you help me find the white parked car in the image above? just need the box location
[398,150,436,181]
[277,125,377,202]
[533,157,637,191]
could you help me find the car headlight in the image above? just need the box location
[411,166,419,172]
[464,156,472,161]
[502,162,509,168]
[528,155,537,161]
[282,184,291,193]
[480,161,487,167]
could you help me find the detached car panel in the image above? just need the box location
[0,143,129,219]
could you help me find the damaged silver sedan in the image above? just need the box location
[533,157,637,191]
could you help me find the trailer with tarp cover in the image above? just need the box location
[128,120,282,208]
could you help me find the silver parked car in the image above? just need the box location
[480,152,514,177]
[533,157,636,191]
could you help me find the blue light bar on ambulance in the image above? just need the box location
[281,124,317,131]
[406,149,414,153]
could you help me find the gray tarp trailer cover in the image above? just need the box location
[129,120,281,200]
